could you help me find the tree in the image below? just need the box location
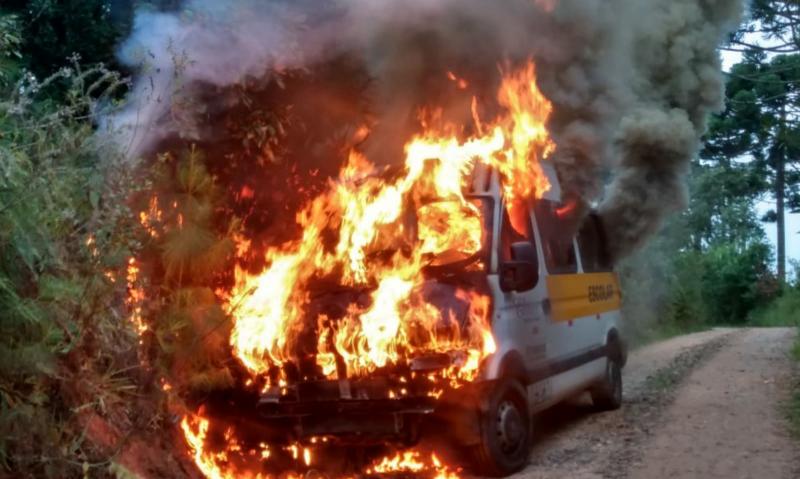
[0,62,148,476]
[702,52,800,282]
[718,1,800,283]
[1,0,126,80]
[0,13,22,84]
[736,1,800,53]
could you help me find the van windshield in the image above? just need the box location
[422,196,493,274]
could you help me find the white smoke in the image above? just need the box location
[106,0,744,259]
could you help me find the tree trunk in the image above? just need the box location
[776,103,787,284]
[776,151,786,283]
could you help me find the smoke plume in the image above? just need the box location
[107,0,743,260]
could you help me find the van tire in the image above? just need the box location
[471,378,530,476]
[591,357,622,411]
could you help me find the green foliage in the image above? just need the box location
[680,162,767,250]
[788,331,800,440]
[133,146,240,399]
[0,63,144,476]
[627,15,800,339]
[788,385,800,440]
[702,47,800,282]
[0,13,22,84]
[793,334,800,362]
[741,1,800,52]
[2,1,125,81]
[750,286,800,327]
[619,172,776,343]
[701,242,775,324]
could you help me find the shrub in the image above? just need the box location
[0,13,22,84]
[0,63,146,477]
[700,242,775,324]
[2,0,125,80]
[619,232,775,344]
[749,286,800,327]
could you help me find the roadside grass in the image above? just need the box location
[625,321,711,351]
[789,340,800,441]
[792,337,800,362]
[748,288,800,328]
[789,332,800,440]
[743,288,800,439]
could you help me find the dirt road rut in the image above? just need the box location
[514,327,798,479]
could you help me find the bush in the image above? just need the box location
[749,286,800,327]
[788,332,800,439]
[0,63,148,477]
[617,236,709,345]
[700,242,775,324]
[2,1,126,81]
[0,13,22,84]
[619,231,775,345]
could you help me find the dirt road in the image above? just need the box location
[514,327,799,479]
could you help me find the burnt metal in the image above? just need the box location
[258,395,436,418]
[258,377,438,417]
[409,353,451,372]
[254,375,441,443]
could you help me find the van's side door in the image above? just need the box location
[491,200,549,384]
[533,200,609,394]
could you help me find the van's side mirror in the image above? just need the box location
[499,242,538,292]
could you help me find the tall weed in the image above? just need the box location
[0,62,147,477]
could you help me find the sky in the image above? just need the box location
[721,49,800,276]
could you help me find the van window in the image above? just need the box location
[498,200,538,289]
[534,200,578,274]
[577,213,612,272]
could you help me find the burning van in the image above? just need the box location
[175,62,626,478]
[183,163,626,477]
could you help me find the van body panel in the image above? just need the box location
[545,273,622,322]
[476,166,623,416]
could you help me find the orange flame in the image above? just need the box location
[227,60,553,386]
[176,59,555,478]
[139,196,163,238]
[183,412,461,478]
[369,450,461,479]
[125,257,147,337]
[182,414,312,479]
[446,71,469,90]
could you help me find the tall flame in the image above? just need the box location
[228,60,553,383]
[178,60,555,478]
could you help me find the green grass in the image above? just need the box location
[749,288,800,328]
[788,332,800,440]
[625,321,711,351]
[748,289,800,438]
[786,339,800,440]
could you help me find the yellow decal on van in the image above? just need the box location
[545,272,621,322]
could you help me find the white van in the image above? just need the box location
[450,163,627,475]
[246,163,627,477]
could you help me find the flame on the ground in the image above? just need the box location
[182,414,309,479]
[369,450,461,479]
[183,412,460,479]
[125,257,147,338]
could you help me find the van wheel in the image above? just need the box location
[471,379,530,476]
[591,357,623,411]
